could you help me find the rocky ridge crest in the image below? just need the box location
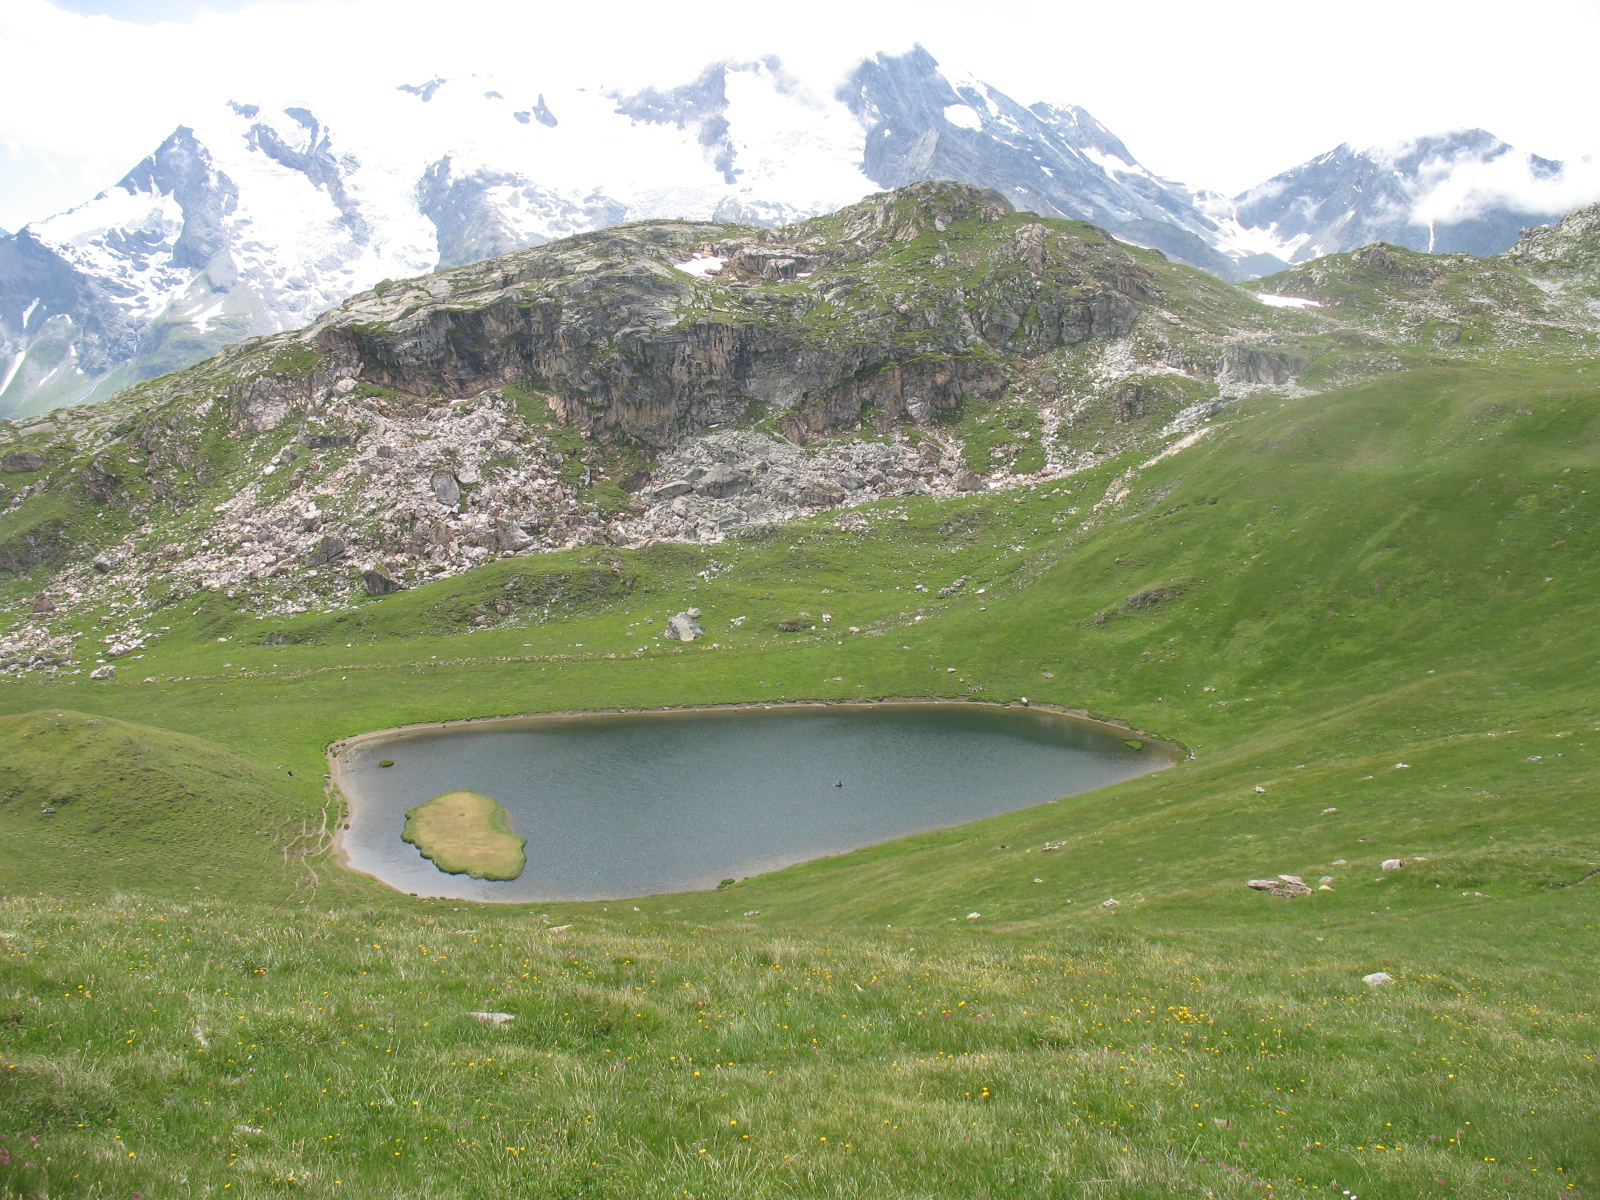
[8,180,1594,676]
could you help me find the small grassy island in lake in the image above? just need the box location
[401,790,526,880]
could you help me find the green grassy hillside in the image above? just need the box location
[1,362,1597,1198]
[0,710,312,900]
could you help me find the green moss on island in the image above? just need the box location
[401,790,526,880]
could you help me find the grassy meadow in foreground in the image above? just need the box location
[0,364,1597,1198]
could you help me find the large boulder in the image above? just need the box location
[306,536,348,568]
[695,465,749,498]
[431,472,462,505]
[665,611,704,641]
[0,451,47,473]
[362,570,405,596]
[798,484,845,507]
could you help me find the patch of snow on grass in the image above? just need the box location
[1255,294,1322,308]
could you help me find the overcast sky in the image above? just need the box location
[3,0,1597,230]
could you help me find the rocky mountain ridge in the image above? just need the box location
[1,181,1596,680]
[0,182,1307,674]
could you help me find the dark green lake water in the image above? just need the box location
[337,703,1172,901]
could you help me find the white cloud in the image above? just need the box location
[1400,145,1600,226]
[2,0,1599,229]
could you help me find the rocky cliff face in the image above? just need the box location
[312,182,1157,446]
[0,182,1322,675]
[1504,201,1600,289]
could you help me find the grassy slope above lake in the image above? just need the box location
[0,362,1596,1199]
[0,709,313,898]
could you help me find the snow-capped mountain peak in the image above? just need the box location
[0,47,1250,419]
[2,47,1597,423]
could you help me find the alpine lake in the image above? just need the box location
[333,702,1178,902]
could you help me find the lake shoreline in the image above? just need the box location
[326,696,1184,765]
[325,698,1184,903]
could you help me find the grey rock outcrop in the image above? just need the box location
[312,181,1150,447]
[695,465,748,498]
[1506,201,1600,272]
[0,452,46,473]
[797,484,844,507]
[665,611,704,642]
[1246,875,1313,898]
[431,472,463,505]
[1217,345,1308,387]
[362,569,405,596]
[305,536,347,568]
[0,525,66,576]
